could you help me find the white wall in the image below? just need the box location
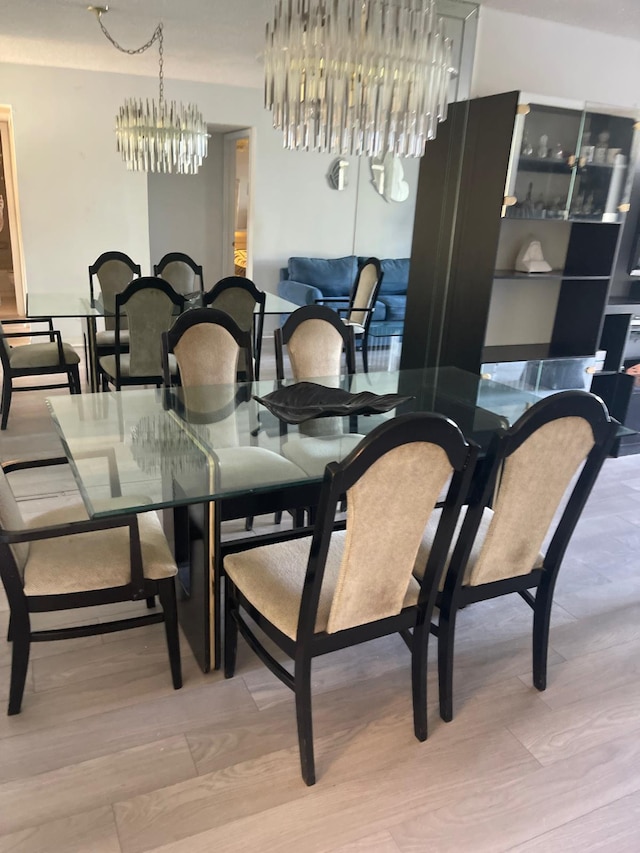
[472,8,640,108]
[147,129,225,286]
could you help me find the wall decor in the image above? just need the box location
[370,154,410,203]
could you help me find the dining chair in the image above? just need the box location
[162,307,254,403]
[413,390,618,723]
[88,250,141,352]
[203,276,266,379]
[316,257,383,373]
[99,277,185,391]
[0,318,81,430]
[0,455,182,715]
[274,304,357,382]
[154,252,204,297]
[223,412,478,785]
[163,307,305,533]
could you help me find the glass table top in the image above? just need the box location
[46,367,543,518]
[27,291,300,318]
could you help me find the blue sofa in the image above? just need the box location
[278,255,410,326]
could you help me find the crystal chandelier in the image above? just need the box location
[265,0,456,158]
[89,6,209,174]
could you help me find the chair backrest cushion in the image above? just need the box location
[348,262,380,326]
[467,416,596,586]
[125,289,178,376]
[288,256,357,297]
[326,441,453,633]
[206,288,257,332]
[174,323,240,388]
[0,468,29,571]
[159,262,196,296]
[288,319,345,381]
[96,260,136,331]
[378,258,410,295]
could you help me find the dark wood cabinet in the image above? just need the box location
[402,91,639,378]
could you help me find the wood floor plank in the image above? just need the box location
[0,805,120,853]
[0,736,196,837]
[509,789,640,851]
[113,725,536,853]
[388,729,640,852]
[0,679,249,784]
[529,635,640,710]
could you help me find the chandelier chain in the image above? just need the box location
[96,16,164,102]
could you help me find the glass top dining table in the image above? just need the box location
[27,290,300,318]
[46,366,544,671]
[46,366,543,520]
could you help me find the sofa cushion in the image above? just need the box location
[288,256,357,297]
[378,294,406,321]
[379,258,410,295]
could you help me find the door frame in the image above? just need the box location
[222,128,255,280]
[0,106,26,317]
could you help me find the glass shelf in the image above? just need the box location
[505,100,639,223]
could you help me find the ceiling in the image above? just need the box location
[1,0,639,90]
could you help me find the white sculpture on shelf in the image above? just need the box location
[515,238,552,273]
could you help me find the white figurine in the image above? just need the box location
[515,238,552,273]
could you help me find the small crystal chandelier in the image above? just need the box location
[265,0,456,158]
[89,6,209,174]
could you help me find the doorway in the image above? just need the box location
[223,130,253,279]
[0,109,26,318]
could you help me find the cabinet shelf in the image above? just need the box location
[518,156,572,174]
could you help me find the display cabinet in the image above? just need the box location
[402,91,640,403]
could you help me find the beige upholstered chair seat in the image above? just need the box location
[225,530,420,641]
[95,329,130,347]
[282,434,365,476]
[100,352,177,378]
[23,500,176,596]
[414,506,544,589]
[213,447,305,492]
[9,342,80,369]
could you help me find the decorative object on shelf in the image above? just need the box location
[254,382,414,424]
[537,134,549,158]
[264,0,456,158]
[594,131,610,165]
[88,6,209,174]
[370,154,410,203]
[327,158,349,191]
[515,237,552,273]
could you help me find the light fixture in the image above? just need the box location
[88,6,209,174]
[264,0,455,158]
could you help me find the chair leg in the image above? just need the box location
[224,580,239,679]
[1,378,12,430]
[295,652,315,786]
[146,596,156,609]
[68,365,81,395]
[411,615,429,741]
[362,334,369,373]
[437,603,458,723]
[532,576,555,691]
[7,613,31,715]
[245,516,254,531]
[157,579,182,690]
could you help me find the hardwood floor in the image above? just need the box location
[1,355,640,851]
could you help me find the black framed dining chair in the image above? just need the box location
[203,276,266,379]
[162,307,254,398]
[274,304,357,382]
[154,252,204,297]
[316,257,383,373]
[223,412,478,785]
[88,250,141,354]
[0,318,81,430]
[99,277,185,391]
[0,455,182,715]
[413,390,618,723]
